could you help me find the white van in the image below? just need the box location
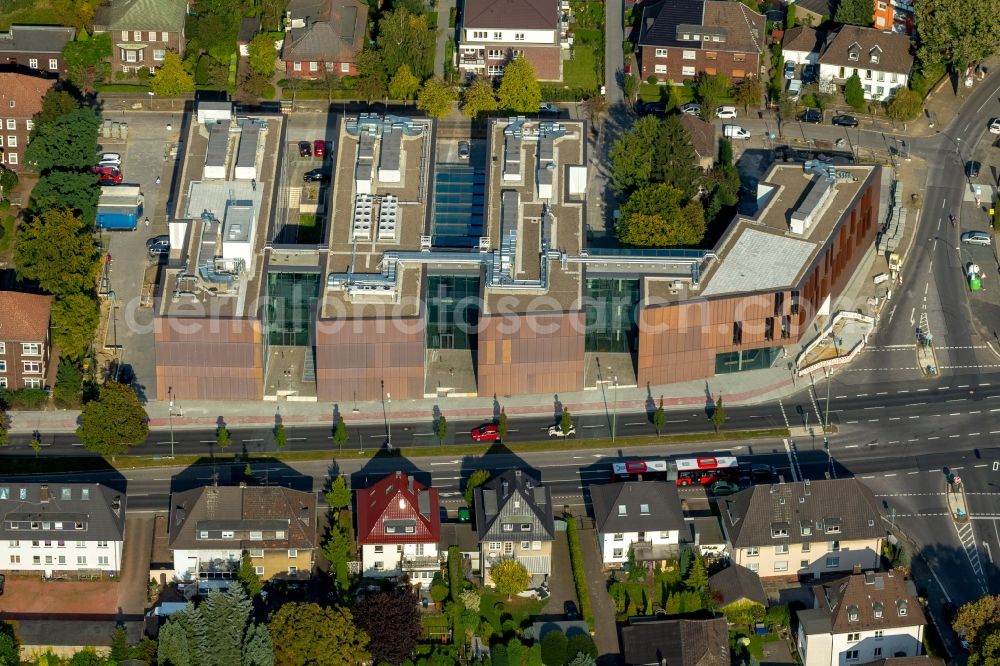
[723,125,751,139]
[787,79,802,101]
[715,106,737,119]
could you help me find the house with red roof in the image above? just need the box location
[0,291,52,390]
[356,471,441,580]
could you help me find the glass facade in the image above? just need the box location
[431,165,485,248]
[715,346,783,374]
[585,278,639,353]
[426,275,480,350]
[264,272,321,346]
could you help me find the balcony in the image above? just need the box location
[196,557,239,577]
[460,55,485,66]
[403,555,443,571]
[632,540,679,562]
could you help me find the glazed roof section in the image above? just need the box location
[158,109,284,319]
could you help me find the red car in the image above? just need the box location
[313,139,326,158]
[92,165,120,178]
[96,169,123,185]
[471,424,499,442]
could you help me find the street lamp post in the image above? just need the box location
[168,386,175,459]
[612,376,618,443]
[824,368,834,476]
[386,392,392,450]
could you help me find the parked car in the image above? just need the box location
[470,424,499,442]
[637,101,667,116]
[783,60,796,79]
[97,159,122,170]
[146,235,170,257]
[98,152,121,165]
[458,141,470,160]
[967,160,981,179]
[313,139,327,158]
[539,102,559,113]
[799,108,822,124]
[715,106,737,119]
[801,64,817,83]
[723,124,751,139]
[91,164,120,178]
[787,78,802,101]
[298,141,312,157]
[303,168,330,182]
[564,600,581,621]
[547,424,575,438]
[961,231,992,246]
[831,114,859,127]
[989,118,1000,134]
[679,103,701,116]
[711,480,741,496]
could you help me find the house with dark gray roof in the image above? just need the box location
[798,569,927,666]
[0,25,76,77]
[282,0,368,79]
[590,481,686,567]
[720,478,884,579]
[0,483,125,577]
[818,25,913,102]
[621,616,730,666]
[92,0,187,76]
[168,484,317,583]
[473,469,554,587]
[636,0,765,84]
[708,562,767,608]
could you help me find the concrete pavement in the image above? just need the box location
[604,0,624,106]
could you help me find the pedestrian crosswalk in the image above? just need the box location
[954,520,987,594]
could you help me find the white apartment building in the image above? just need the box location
[817,26,913,102]
[458,0,563,80]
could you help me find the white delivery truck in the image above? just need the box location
[723,125,751,139]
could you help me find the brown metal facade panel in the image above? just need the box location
[314,317,426,401]
[477,311,585,395]
[153,317,263,400]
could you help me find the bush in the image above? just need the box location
[541,630,567,666]
[565,515,594,628]
[909,60,945,98]
[448,545,463,601]
[765,604,791,629]
[647,75,658,85]
[567,633,597,659]
[1,388,48,411]
[53,359,84,408]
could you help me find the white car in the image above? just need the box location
[547,425,576,438]
[98,152,121,165]
[539,103,559,113]
[679,103,701,116]
[715,106,737,119]
[990,118,1000,134]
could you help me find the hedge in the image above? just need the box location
[448,545,462,601]
[565,514,594,629]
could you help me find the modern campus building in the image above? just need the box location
[153,103,881,402]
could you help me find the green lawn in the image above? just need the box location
[0,0,62,30]
[563,44,600,91]
[297,213,321,243]
[479,591,549,637]
[638,82,695,104]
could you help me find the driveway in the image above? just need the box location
[604,0,624,105]
[116,512,154,616]
[541,530,579,621]
[578,523,620,663]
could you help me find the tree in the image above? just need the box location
[376,8,437,80]
[623,72,639,99]
[712,397,726,432]
[464,469,490,505]
[616,183,706,248]
[326,475,351,511]
[491,643,509,666]
[216,424,232,449]
[653,400,666,435]
[430,574,449,604]
[460,589,481,612]
[497,56,542,113]
[843,73,866,111]
[723,599,767,626]
[916,0,1000,73]
[0,622,19,666]
[560,408,574,434]
[733,76,762,114]
[237,552,262,597]
[30,432,42,456]
[566,634,597,660]
[354,588,421,665]
[567,652,598,666]
[29,171,101,223]
[652,116,702,198]
[63,32,112,93]
[332,415,349,450]
[109,625,131,663]
[685,552,708,593]
[491,558,531,599]
[35,89,80,129]
[356,75,387,104]
[435,414,449,445]
[0,166,17,198]
[417,78,457,118]
[76,381,149,458]
[540,630,567,666]
[151,51,196,96]
[785,2,797,28]
[886,88,923,122]
[322,512,353,592]
[389,64,420,101]
[835,0,873,26]
[269,603,369,666]
[0,410,8,448]
[322,71,341,103]
[24,106,100,171]
[954,595,1000,647]
[247,34,276,78]
[51,292,100,361]
[273,423,286,449]
[497,407,508,440]
[461,75,498,117]
[695,73,730,119]
[158,587,272,666]
[14,209,100,296]
[609,115,661,196]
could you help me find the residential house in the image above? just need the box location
[0,291,53,388]
[0,75,55,169]
[817,25,913,102]
[792,0,835,27]
[678,485,727,558]
[167,484,317,582]
[281,0,368,79]
[92,0,187,75]
[782,26,825,65]
[708,562,768,618]
[590,481,686,567]
[873,0,914,37]
[636,0,765,84]
[440,521,481,578]
[621,617,730,666]
[0,483,125,577]
[458,0,563,81]
[798,569,927,666]
[0,25,76,77]
[679,114,715,170]
[356,471,441,581]
[474,469,554,587]
[719,478,884,579]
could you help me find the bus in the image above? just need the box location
[610,456,740,486]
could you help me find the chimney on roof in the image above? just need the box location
[408,476,414,494]
[299,506,309,524]
[39,485,49,503]
[778,475,785,484]
[111,495,122,516]
[239,481,246,488]
[853,564,862,575]
[824,471,831,480]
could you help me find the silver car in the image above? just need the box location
[458,141,470,160]
[961,231,992,246]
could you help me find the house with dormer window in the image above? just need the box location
[797,569,927,666]
[458,0,564,80]
[590,481,686,567]
[0,483,125,577]
[92,0,187,76]
[719,478,884,579]
[355,471,441,580]
[474,469,554,587]
[816,25,913,102]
